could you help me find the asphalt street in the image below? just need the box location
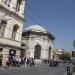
[0,63,67,75]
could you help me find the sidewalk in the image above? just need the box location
[72,72,75,75]
[0,64,39,72]
[0,65,29,75]
[0,65,26,72]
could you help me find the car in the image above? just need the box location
[49,60,59,67]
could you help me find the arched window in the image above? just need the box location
[16,0,22,12]
[0,20,7,37]
[12,24,19,40]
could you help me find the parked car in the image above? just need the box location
[49,60,59,67]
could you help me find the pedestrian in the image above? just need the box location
[12,56,16,67]
[29,58,32,67]
[31,58,35,67]
[26,58,29,67]
[6,58,10,68]
[25,58,27,66]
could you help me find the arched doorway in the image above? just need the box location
[49,47,51,59]
[34,45,41,59]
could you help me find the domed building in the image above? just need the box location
[22,25,55,61]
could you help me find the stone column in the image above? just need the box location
[2,47,9,66]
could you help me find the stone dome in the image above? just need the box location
[25,25,47,33]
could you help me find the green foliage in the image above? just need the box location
[59,52,71,61]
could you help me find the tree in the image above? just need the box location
[59,52,71,61]
[64,52,71,61]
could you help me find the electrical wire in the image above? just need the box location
[25,0,55,34]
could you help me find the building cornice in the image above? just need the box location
[0,43,24,50]
[22,31,55,41]
[0,4,24,22]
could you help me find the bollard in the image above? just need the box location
[67,66,71,75]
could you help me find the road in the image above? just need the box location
[0,63,67,75]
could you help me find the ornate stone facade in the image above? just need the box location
[0,0,25,65]
[22,25,55,61]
